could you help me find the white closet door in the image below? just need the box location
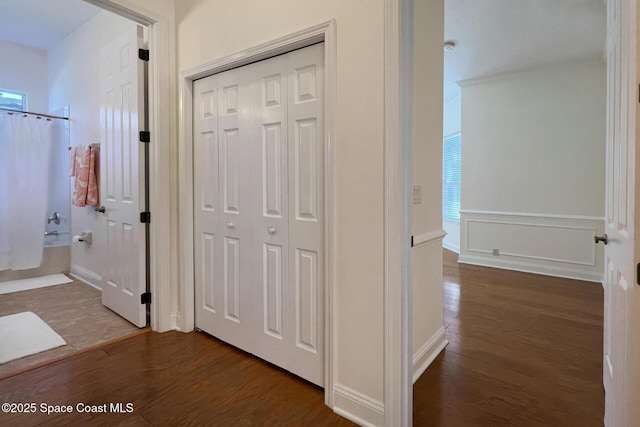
[100,26,147,328]
[285,44,325,385]
[218,65,256,349]
[193,75,221,335]
[194,43,325,386]
[195,65,256,350]
[248,53,293,373]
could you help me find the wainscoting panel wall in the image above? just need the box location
[459,210,605,282]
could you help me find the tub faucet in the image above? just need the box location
[48,211,61,225]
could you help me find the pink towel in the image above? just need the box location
[69,146,78,177]
[72,145,100,207]
[87,146,99,206]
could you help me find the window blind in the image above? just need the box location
[443,132,461,222]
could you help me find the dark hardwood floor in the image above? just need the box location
[414,249,605,426]
[0,331,354,426]
[0,249,604,426]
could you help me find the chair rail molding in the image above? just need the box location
[413,229,447,248]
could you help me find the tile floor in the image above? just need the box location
[0,280,144,378]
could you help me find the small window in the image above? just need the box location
[443,132,461,222]
[0,88,28,112]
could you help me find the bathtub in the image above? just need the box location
[0,108,71,284]
[0,241,70,283]
[44,230,71,248]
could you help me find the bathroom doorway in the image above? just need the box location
[0,0,149,377]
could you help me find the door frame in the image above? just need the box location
[384,0,414,424]
[178,21,337,406]
[83,0,174,332]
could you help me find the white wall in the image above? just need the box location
[412,0,447,383]
[443,95,461,253]
[458,61,606,281]
[48,11,138,285]
[0,39,48,112]
[443,94,460,137]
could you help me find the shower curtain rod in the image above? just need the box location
[0,107,69,121]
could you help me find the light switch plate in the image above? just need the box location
[413,185,421,204]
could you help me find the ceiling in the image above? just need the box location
[444,0,607,102]
[0,0,101,51]
[0,0,607,103]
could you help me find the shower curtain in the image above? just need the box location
[0,115,53,271]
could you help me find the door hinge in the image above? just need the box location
[141,292,152,304]
[138,49,149,62]
[637,263,640,286]
[411,235,414,248]
[140,211,151,223]
[139,131,151,143]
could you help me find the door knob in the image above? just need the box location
[94,206,106,213]
[594,234,608,245]
[226,221,234,228]
[267,226,276,234]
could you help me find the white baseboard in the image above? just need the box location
[69,263,102,290]
[172,312,188,332]
[333,384,385,427]
[443,219,460,254]
[442,240,460,254]
[458,253,604,283]
[413,327,448,383]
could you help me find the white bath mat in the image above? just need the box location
[0,311,66,364]
[0,274,72,295]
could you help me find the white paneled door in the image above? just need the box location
[194,44,325,386]
[99,26,147,328]
[603,1,640,425]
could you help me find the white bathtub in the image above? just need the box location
[44,230,71,247]
[0,245,70,283]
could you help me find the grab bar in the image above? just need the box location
[44,231,59,236]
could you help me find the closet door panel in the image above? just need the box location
[287,43,325,386]
[215,65,256,349]
[193,76,221,325]
[249,53,292,368]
